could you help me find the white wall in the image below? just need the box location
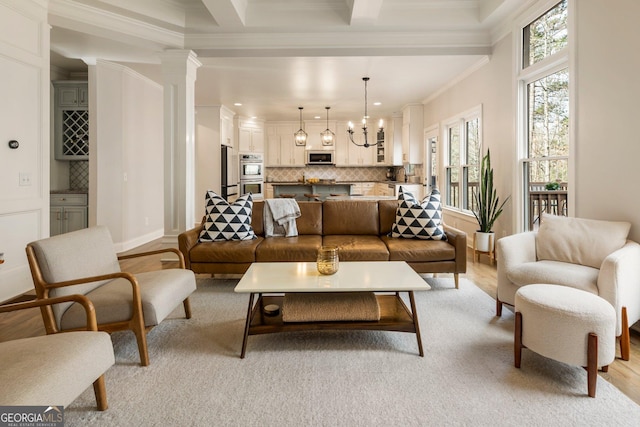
[573,0,640,242]
[195,106,222,225]
[0,0,50,302]
[95,60,164,252]
[423,35,515,240]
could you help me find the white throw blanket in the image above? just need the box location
[263,199,301,237]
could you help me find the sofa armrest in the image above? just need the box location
[178,225,203,270]
[598,240,640,334]
[444,225,467,273]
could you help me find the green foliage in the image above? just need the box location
[545,181,560,191]
[473,149,510,233]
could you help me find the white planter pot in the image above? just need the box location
[475,231,495,253]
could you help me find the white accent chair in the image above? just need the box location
[0,295,114,409]
[497,213,640,361]
[26,226,197,366]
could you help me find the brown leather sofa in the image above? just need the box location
[179,199,467,287]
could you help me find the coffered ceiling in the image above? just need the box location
[48,0,529,121]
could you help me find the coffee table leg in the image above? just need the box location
[240,292,255,359]
[408,291,424,357]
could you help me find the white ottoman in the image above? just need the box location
[514,284,616,398]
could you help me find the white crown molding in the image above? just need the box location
[48,0,184,49]
[422,56,491,105]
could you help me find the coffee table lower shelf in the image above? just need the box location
[240,293,424,358]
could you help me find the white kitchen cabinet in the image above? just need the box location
[356,183,376,196]
[58,85,88,107]
[50,193,88,236]
[237,117,264,152]
[53,81,89,160]
[375,182,395,197]
[266,124,305,166]
[346,131,375,166]
[402,104,424,164]
[220,107,235,147]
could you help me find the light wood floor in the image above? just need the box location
[2,242,639,404]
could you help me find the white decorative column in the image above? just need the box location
[161,50,202,245]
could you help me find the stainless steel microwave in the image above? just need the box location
[306,150,334,165]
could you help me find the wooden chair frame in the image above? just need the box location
[0,294,109,410]
[25,246,192,366]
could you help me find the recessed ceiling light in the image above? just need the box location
[234,103,242,106]
[251,116,257,119]
[373,102,381,106]
[314,116,321,119]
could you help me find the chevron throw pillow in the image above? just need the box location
[390,186,447,240]
[199,191,256,242]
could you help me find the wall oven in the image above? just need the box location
[239,152,264,199]
[239,153,264,181]
[239,180,264,199]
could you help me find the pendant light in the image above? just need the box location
[320,106,335,146]
[347,77,384,148]
[294,107,307,146]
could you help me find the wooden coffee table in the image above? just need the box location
[234,261,431,358]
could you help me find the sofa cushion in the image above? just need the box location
[199,191,256,242]
[506,260,599,295]
[190,237,264,264]
[378,199,400,235]
[537,213,630,268]
[256,235,323,262]
[390,187,446,240]
[322,235,389,261]
[61,269,196,329]
[253,201,322,236]
[323,200,380,235]
[381,235,455,262]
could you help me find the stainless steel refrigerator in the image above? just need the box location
[221,145,238,201]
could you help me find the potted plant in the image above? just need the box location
[473,149,510,253]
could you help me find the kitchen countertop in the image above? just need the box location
[268,181,419,185]
[50,189,89,194]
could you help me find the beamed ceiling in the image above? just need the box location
[49,0,528,121]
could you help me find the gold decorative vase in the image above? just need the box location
[317,246,339,275]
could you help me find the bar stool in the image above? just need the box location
[279,194,297,198]
[303,193,321,201]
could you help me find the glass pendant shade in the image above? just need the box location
[294,106,307,146]
[320,106,335,146]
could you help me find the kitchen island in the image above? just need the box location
[271,182,353,200]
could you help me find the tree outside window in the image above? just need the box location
[444,107,482,213]
[519,0,569,230]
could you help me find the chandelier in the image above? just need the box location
[347,77,383,148]
[294,107,307,146]
[320,106,335,146]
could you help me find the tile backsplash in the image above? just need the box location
[266,165,423,183]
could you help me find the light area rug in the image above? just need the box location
[66,278,640,426]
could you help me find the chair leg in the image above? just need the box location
[620,306,630,361]
[132,318,150,366]
[93,374,108,411]
[514,311,523,368]
[454,273,459,289]
[183,297,192,319]
[496,298,503,317]
[587,332,598,398]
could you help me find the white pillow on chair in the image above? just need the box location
[536,213,630,268]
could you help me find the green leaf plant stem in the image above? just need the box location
[473,149,510,233]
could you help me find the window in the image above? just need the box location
[444,106,482,213]
[518,0,569,231]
